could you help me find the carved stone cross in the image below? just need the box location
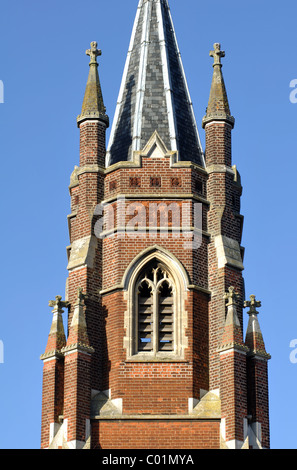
[86,41,102,65]
[210,43,225,66]
[224,286,238,307]
[77,287,88,303]
[244,295,261,315]
[48,295,69,311]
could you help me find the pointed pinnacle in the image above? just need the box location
[244,294,271,359]
[77,41,109,127]
[202,42,234,129]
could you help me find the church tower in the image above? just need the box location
[40,0,270,450]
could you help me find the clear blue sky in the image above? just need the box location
[0,0,296,449]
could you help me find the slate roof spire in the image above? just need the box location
[106,0,204,167]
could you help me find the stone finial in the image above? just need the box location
[210,43,225,67]
[244,295,261,315]
[61,287,94,356]
[202,42,234,129]
[41,296,68,360]
[86,41,102,65]
[77,41,109,127]
[244,294,270,359]
[48,296,69,311]
[76,287,88,305]
[224,286,238,307]
[220,286,247,353]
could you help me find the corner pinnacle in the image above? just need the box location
[40,296,68,360]
[202,43,234,129]
[220,287,248,353]
[244,295,271,359]
[77,41,109,127]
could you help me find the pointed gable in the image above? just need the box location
[106,0,204,167]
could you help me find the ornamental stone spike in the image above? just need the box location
[221,286,245,348]
[63,286,94,355]
[40,296,68,359]
[202,42,234,129]
[69,287,89,334]
[244,294,270,359]
[77,41,109,127]
[224,286,241,328]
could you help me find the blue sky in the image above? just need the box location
[0,0,296,449]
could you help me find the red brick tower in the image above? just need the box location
[40,0,270,450]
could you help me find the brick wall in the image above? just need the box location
[41,88,270,448]
[63,350,92,443]
[41,358,64,448]
[246,356,270,449]
[100,289,209,415]
[220,350,247,443]
[79,120,106,167]
[204,122,232,167]
[91,420,220,449]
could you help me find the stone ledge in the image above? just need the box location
[90,414,221,421]
[101,192,210,206]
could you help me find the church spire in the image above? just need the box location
[106,0,204,167]
[77,41,109,127]
[202,43,234,129]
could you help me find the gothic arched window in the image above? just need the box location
[135,262,175,354]
[123,249,189,360]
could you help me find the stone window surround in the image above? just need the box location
[136,261,175,353]
[123,246,189,361]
